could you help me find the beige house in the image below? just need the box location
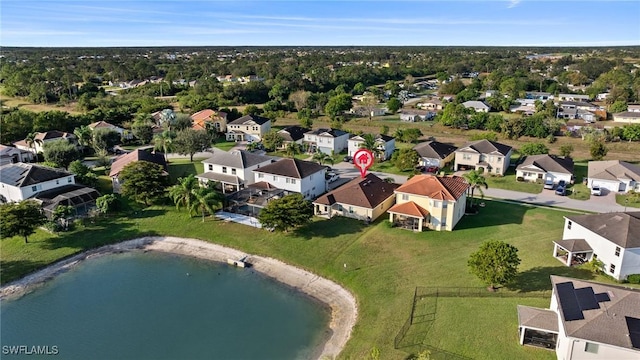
[454,139,512,175]
[226,115,271,142]
[313,174,398,221]
[191,109,228,133]
[387,174,469,231]
[613,111,640,124]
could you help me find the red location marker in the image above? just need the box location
[353,149,374,178]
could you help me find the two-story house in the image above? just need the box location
[347,134,395,160]
[225,115,271,142]
[387,174,469,231]
[414,141,457,169]
[516,154,574,185]
[13,131,78,154]
[276,126,310,150]
[587,160,640,194]
[552,212,640,281]
[313,174,398,221]
[454,139,513,175]
[517,275,640,359]
[253,158,327,200]
[0,162,76,203]
[303,128,350,155]
[191,109,228,133]
[196,150,274,193]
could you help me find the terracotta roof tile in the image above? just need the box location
[387,201,430,218]
[395,174,469,201]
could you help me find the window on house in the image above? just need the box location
[567,221,572,230]
[349,206,354,213]
[291,179,296,184]
[615,247,620,257]
[273,176,277,181]
[401,194,409,201]
[258,173,263,178]
[231,168,236,175]
[463,154,472,160]
[208,164,213,171]
[68,177,72,183]
[442,202,448,208]
[32,186,37,192]
[610,264,616,274]
[584,342,598,353]
[56,180,59,184]
[222,167,227,173]
[497,157,502,162]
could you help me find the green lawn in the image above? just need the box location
[213,141,237,152]
[167,158,205,183]
[2,200,617,360]
[484,168,543,194]
[567,161,590,200]
[616,194,640,209]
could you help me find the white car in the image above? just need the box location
[591,186,602,196]
[326,172,339,183]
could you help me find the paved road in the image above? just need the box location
[329,161,627,213]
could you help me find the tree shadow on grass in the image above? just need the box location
[128,208,167,219]
[40,220,159,251]
[455,200,530,230]
[508,266,595,293]
[1,260,47,285]
[294,216,368,240]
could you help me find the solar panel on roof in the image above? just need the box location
[557,282,585,321]
[575,287,600,311]
[626,317,640,349]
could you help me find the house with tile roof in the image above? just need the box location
[516,154,574,185]
[196,150,274,193]
[313,174,398,221]
[13,131,78,154]
[191,109,228,133]
[88,121,132,140]
[0,145,35,166]
[414,141,457,168]
[454,139,513,175]
[517,275,640,358]
[225,115,271,142]
[303,128,350,155]
[276,126,310,150]
[552,212,640,281]
[253,158,327,199]
[387,174,469,231]
[347,134,395,160]
[0,163,76,203]
[109,149,167,193]
[587,160,640,194]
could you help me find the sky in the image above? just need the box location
[1,0,639,47]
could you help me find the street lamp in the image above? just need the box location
[625,198,629,212]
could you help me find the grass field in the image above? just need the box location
[2,199,621,360]
[483,168,543,194]
[0,95,82,115]
[167,158,205,183]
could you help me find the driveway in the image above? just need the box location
[482,187,626,213]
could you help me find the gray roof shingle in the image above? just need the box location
[254,158,325,179]
[565,212,640,248]
[228,114,271,125]
[457,139,512,156]
[202,150,273,169]
[0,163,72,187]
[516,154,574,175]
[588,160,640,182]
[414,141,458,160]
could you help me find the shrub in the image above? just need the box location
[516,176,524,182]
[627,274,640,284]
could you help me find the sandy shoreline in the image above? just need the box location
[0,236,358,360]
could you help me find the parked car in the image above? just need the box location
[591,186,602,196]
[343,155,353,163]
[326,172,339,183]
[544,179,555,190]
[558,180,566,188]
[415,165,426,172]
[555,186,566,196]
[426,166,439,173]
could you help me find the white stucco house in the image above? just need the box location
[303,128,350,155]
[613,111,640,124]
[225,115,271,142]
[462,100,490,112]
[516,154,574,184]
[552,212,640,281]
[587,160,640,194]
[196,150,274,193]
[253,158,327,200]
[88,121,132,140]
[347,134,395,160]
[517,275,640,359]
[0,145,35,166]
[0,163,75,203]
[13,131,78,154]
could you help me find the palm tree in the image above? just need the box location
[73,126,92,151]
[284,142,302,158]
[190,186,223,222]
[25,132,37,153]
[312,151,332,165]
[168,174,198,212]
[360,133,383,159]
[153,130,175,162]
[463,170,488,209]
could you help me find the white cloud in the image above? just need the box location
[508,0,521,8]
